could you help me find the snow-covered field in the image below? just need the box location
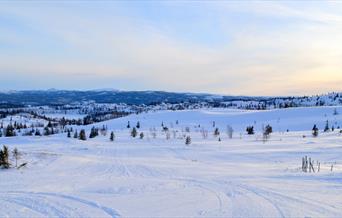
[1,107,342,217]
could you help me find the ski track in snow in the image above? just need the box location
[0,192,120,218]
[1,107,342,217]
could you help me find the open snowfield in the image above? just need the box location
[1,107,342,217]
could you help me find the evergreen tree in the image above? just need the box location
[185,136,191,145]
[214,128,220,137]
[67,129,71,138]
[246,126,254,135]
[89,126,99,138]
[127,121,130,128]
[312,124,319,137]
[136,121,140,129]
[0,145,10,169]
[44,127,50,136]
[264,124,273,135]
[35,129,41,136]
[131,127,138,138]
[324,120,330,132]
[74,130,78,139]
[139,132,144,139]
[5,124,16,137]
[110,131,115,141]
[79,129,87,141]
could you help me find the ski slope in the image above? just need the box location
[1,106,342,217]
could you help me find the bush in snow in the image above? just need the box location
[139,132,144,139]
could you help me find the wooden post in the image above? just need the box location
[310,160,315,173]
[318,162,320,172]
[309,158,312,173]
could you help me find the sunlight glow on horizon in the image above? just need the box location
[0,1,342,96]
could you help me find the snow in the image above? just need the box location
[1,106,342,217]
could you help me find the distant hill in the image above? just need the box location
[0,90,341,108]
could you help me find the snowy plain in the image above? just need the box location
[1,106,342,217]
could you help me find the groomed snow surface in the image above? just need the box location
[1,106,342,217]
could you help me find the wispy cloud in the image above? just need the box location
[0,1,341,95]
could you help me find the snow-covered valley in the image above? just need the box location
[1,107,342,217]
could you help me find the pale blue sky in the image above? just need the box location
[1,1,342,95]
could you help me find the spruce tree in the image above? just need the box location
[0,145,10,169]
[214,128,220,137]
[110,131,115,141]
[324,120,330,132]
[246,126,254,135]
[131,127,138,138]
[79,129,87,140]
[74,130,78,139]
[5,124,16,137]
[185,136,191,145]
[139,132,144,139]
[312,124,319,137]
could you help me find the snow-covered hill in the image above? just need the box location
[1,107,342,217]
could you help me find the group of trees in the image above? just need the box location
[0,146,22,169]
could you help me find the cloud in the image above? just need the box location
[0,2,341,95]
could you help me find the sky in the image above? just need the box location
[0,1,342,96]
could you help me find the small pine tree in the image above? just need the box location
[12,147,20,168]
[214,128,220,137]
[312,124,319,137]
[185,136,191,145]
[131,127,138,138]
[0,145,10,169]
[35,129,41,136]
[79,129,87,141]
[246,126,254,135]
[67,129,71,138]
[264,124,273,135]
[127,121,130,128]
[89,126,98,138]
[110,131,115,141]
[5,124,16,137]
[324,120,330,132]
[74,130,78,139]
[139,132,144,139]
[136,121,140,129]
